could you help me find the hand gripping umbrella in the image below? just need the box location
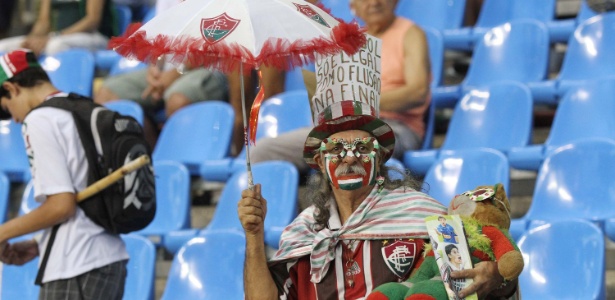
[109,0,366,189]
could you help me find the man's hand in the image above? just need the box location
[0,240,39,265]
[451,261,503,299]
[141,66,181,102]
[237,184,267,237]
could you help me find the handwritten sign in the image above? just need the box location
[311,34,382,121]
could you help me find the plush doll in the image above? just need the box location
[367,183,524,300]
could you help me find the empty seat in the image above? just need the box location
[161,231,246,300]
[406,81,533,175]
[517,219,605,299]
[104,99,145,126]
[0,120,31,183]
[122,234,156,300]
[422,148,510,207]
[40,49,95,97]
[153,101,235,175]
[395,0,466,37]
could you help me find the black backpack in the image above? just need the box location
[35,93,157,233]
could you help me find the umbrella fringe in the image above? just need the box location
[108,21,366,74]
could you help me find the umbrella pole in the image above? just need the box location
[240,61,255,190]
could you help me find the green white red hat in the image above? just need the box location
[303,34,395,170]
[0,49,41,86]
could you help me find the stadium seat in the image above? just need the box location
[115,4,133,35]
[161,231,246,300]
[153,101,234,175]
[104,99,145,126]
[443,0,556,50]
[134,161,191,245]
[529,12,615,104]
[510,138,615,240]
[509,78,615,170]
[547,0,597,42]
[284,67,307,92]
[405,81,533,175]
[0,173,8,222]
[433,20,550,108]
[0,120,31,183]
[320,0,357,23]
[164,161,298,254]
[517,219,605,299]
[395,0,466,36]
[200,91,311,182]
[109,56,148,77]
[1,255,40,299]
[422,148,510,207]
[122,234,156,300]
[40,49,95,97]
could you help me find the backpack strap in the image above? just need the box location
[35,224,60,286]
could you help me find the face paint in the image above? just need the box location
[320,137,380,190]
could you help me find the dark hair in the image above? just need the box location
[445,243,458,256]
[0,67,50,98]
[438,215,446,221]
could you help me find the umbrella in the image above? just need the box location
[109,0,366,187]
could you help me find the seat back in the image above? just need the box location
[518,219,605,299]
[255,91,313,141]
[284,68,307,92]
[109,57,148,76]
[545,78,615,151]
[40,49,95,97]
[395,0,466,31]
[0,120,30,182]
[424,26,444,88]
[476,0,556,28]
[104,99,145,126]
[207,162,298,243]
[161,231,246,300]
[0,173,9,222]
[442,81,533,151]
[558,13,615,81]
[122,234,156,300]
[463,20,549,88]
[320,0,356,23]
[422,148,510,207]
[1,256,40,299]
[115,4,133,35]
[153,101,234,174]
[525,138,615,224]
[135,161,191,238]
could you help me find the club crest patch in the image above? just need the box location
[200,13,240,44]
[381,240,416,278]
[293,3,330,28]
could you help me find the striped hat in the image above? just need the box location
[0,49,41,86]
[303,34,394,169]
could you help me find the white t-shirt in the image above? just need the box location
[23,102,129,283]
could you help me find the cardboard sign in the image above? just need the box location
[311,34,382,121]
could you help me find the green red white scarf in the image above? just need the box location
[270,185,447,283]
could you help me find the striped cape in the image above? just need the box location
[270,184,447,283]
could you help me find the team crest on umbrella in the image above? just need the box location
[293,3,330,28]
[200,13,240,44]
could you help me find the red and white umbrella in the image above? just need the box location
[109,0,366,187]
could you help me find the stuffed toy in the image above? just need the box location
[367,183,524,300]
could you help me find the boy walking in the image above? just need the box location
[0,49,128,299]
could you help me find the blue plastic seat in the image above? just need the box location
[200,91,311,182]
[517,219,605,299]
[164,161,298,254]
[115,4,133,35]
[433,20,550,108]
[547,0,597,42]
[104,99,145,126]
[161,231,246,300]
[421,148,510,207]
[284,67,306,92]
[134,161,191,245]
[0,120,31,183]
[0,173,8,222]
[320,0,356,23]
[529,12,615,104]
[122,234,156,300]
[510,138,615,241]
[40,49,95,97]
[509,78,615,170]
[153,101,234,175]
[405,81,533,175]
[109,56,149,76]
[443,0,556,50]
[395,0,466,34]
[1,255,40,299]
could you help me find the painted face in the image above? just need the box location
[320,136,379,190]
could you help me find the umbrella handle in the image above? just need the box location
[239,61,255,191]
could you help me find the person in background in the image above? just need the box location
[0,0,117,55]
